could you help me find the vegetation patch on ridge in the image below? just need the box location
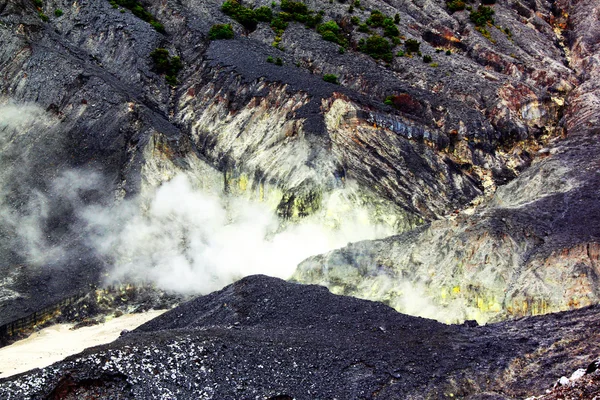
[109,0,165,32]
[150,48,183,86]
[209,23,234,39]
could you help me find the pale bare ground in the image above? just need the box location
[0,309,166,379]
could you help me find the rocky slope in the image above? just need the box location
[294,133,600,323]
[0,0,598,358]
[293,0,600,324]
[1,275,600,399]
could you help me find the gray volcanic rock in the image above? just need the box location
[292,0,600,323]
[293,133,600,323]
[0,0,186,329]
[0,0,595,348]
[1,275,600,399]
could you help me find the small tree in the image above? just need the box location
[359,35,393,62]
[383,18,399,37]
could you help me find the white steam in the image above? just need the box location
[0,101,394,297]
[0,101,59,266]
[0,102,48,131]
[83,174,393,294]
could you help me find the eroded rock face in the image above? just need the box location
[293,0,600,323]
[0,0,593,334]
[294,134,600,323]
[1,276,600,399]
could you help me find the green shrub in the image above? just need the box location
[267,56,274,63]
[110,0,164,32]
[318,20,347,46]
[446,0,465,12]
[445,49,452,55]
[423,54,432,63]
[303,13,322,28]
[323,74,339,84]
[281,0,308,15]
[131,5,153,22]
[234,7,258,30]
[475,26,493,41]
[38,12,48,21]
[350,16,359,25]
[222,0,258,30]
[318,20,340,33]
[170,56,182,73]
[404,38,420,54]
[358,23,370,33]
[150,48,183,86]
[348,5,354,13]
[394,13,400,23]
[54,8,63,16]
[150,21,165,32]
[221,0,239,14]
[359,35,393,62]
[396,50,404,56]
[470,5,494,27]
[165,75,178,86]
[321,30,337,41]
[33,0,42,7]
[209,23,234,39]
[275,57,283,65]
[383,18,399,37]
[255,6,273,22]
[366,10,386,27]
[150,48,171,73]
[270,17,289,32]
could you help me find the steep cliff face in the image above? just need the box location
[0,0,594,332]
[293,0,600,323]
[294,134,600,323]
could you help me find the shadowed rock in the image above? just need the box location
[1,275,599,399]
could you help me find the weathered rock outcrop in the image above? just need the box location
[293,0,600,323]
[0,0,595,342]
[294,133,600,323]
[1,275,600,399]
